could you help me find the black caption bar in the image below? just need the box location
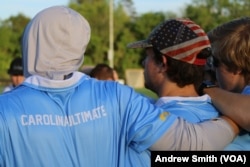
[151,151,250,167]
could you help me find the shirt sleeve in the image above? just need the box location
[150,117,235,150]
[119,85,177,152]
[0,112,5,166]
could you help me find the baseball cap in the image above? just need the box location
[127,18,211,65]
[7,57,23,75]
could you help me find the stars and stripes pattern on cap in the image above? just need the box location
[150,19,211,65]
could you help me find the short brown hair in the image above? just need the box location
[208,17,250,83]
[90,64,114,80]
[152,47,210,92]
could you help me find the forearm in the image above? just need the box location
[150,117,237,150]
[205,87,250,131]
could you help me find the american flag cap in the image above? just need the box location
[127,18,211,65]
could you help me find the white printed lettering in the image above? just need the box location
[20,105,108,127]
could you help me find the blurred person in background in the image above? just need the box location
[2,57,24,93]
[90,63,115,81]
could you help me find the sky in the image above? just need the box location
[0,0,192,20]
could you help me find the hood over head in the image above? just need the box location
[22,6,91,80]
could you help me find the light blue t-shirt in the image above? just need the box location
[155,95,219,123]
[130,94,219,165]
[224,86,250,150]
[0,72,176,167]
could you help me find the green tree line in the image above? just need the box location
[1,0,250,81]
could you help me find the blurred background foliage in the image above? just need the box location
[1,0,250,80]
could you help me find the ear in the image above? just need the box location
[159,56,168,72]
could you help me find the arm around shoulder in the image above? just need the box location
[205,87,250,131]
[150,116,238,150]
